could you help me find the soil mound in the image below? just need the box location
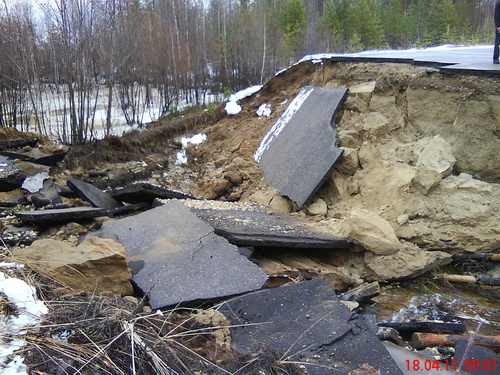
[179,60,500,254]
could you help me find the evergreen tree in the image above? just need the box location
[275,0,307,58]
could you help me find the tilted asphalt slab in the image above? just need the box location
[192,204,351,248]
[88,200,267,309]
[219,279,403,375]
[255,87,348,208]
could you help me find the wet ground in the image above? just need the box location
[370,280,500,337]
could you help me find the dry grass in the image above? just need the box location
[3,269,304,375]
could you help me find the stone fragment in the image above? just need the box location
[255,87,348,207]
[396,214,409,226]
[416,135,456,177]
[338,129,362,148]
[344,207,401,255]
[16,207,107,224]
[68,178,122,211]
[31,187,63,208]
[219,279,403,375]
[411,168,442,195]
[0,189,27,207]
[364,243,451,280]
[246,189,293,214]
[306,198,328,216]
[336,147,360,175]
[0,155,26,192]
[89,200,267,309]
[12,237,133,296]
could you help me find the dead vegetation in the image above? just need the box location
[4,269,303,375]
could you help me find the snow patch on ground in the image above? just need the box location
[225,85,263,115]
[21,172,50,193]
[225,101,242,115]
[254,87,313,162]
[181,133,207,148]
[1,271,48,375]
[175,133,207,166]
[257,103,272,117]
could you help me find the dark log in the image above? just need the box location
[379,322,466,335]
[411,333,500,353]
[340,282,380,302]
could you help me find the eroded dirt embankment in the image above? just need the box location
[181,61,499,255]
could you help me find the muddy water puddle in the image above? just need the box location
[369,281,500,336]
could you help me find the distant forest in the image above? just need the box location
[0,0,496,143]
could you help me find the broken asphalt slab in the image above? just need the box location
[218,278,403,375]
[110,182,193,203]
[16,207,107,224]
[0,149,67,166]
[0,137,38,150]
[68,178,123,211]
[255,87,348,208]
[87,200,267,309]
[191,202,351,248]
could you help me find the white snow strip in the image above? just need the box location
[225,85,263,115]
[21,172,50,193]
[1,271,48,375]
[229,85,263,102]
[256,103,272,117]
[254,87,313,162]
[0,263,25,269]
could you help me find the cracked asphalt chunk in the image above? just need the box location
[87,200,267,309]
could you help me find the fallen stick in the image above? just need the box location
[443,274,500,286]
[339,282,380,302]
[452,253,500,262]
[411,333,500,353]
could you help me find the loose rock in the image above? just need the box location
[364,243,451,280]
[412,168,442,195]
[12,237,133,296]
[344,207,401,255]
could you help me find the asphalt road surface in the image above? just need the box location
[303,45,500,75]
